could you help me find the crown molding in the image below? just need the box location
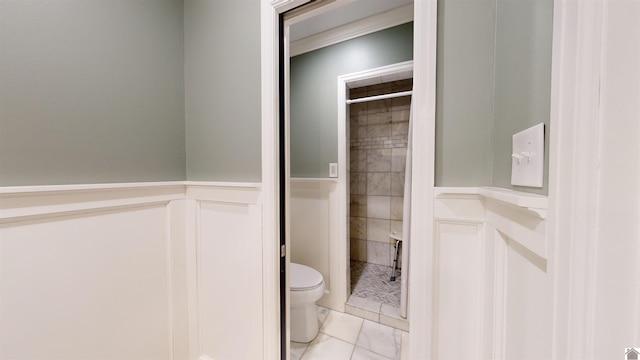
[290,3,413,57]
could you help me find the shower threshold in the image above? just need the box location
[345,294,409,332]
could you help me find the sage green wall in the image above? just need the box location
[492,0,552,194]
[0,0,185,186]
[290,23,413,178]
[436,0,552,194]
[184,0,262,182]
[435,0,496,186]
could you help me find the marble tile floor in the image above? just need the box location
[345,294,408,332]
[291,306,410,360]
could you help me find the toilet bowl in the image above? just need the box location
[290,262,325,343]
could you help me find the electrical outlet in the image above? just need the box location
[511,123,544,188]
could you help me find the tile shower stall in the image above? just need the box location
[349,79,411,269]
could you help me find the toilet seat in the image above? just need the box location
[290,263,323,291]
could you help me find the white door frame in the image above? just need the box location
[263,1,640,359]
[406,2,437,357]
[336,60,414,312]
[548,1,640,358]
[260,1,437,359]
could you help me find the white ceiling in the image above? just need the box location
[289,0,414,42]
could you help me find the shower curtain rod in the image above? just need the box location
[345,90,412,104]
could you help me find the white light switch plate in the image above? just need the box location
[511,123,544,188]
[329,163,338,178]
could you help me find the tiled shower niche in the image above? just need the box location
[349,79,412,268]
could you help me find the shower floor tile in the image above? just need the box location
[350,260,401,307]
[348,260,408,331]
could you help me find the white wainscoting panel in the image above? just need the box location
[485,194,551,360]
[185,183,264,360]
[486,199,547,259]
[433,220,485,359]
[434,187,550,360]
[498,231,552,360]
[289,179,344,311]
[290,181,330,291]
[0,183,186,360]
[0,182,270,360]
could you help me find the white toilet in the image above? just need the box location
[290,262,325,343]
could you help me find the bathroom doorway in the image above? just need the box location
[279,1,421,359]
[262,1,438,358]
[337,62,413,331]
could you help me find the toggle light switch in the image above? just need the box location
[511,153,525,163]
[511,123,544,188]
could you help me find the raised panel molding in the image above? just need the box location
[432,220,485,358]
[184,183,264,360]
[195,200,263,360]
[434,187,550,359]
[0,185,183,359]
[0,182,264,360]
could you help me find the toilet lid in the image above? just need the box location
[290,263,323,290]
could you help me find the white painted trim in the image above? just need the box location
[0,183,186,222]
[338,60,414,85]
[184,181,261,189]
[0,181,185,194]
[0,182,265,223]
[163,204,175,359]
[547,1,605,359]
[346,90,412,104]
[409,1,437,358]
[270,0,310,14]
[337,72,350,309]
[492,229,508,360]
[168,199,190,360]
[261,2,285,359]
[283,19,294,357]
[435,187,548,219]
[289,177,338,183]
[185,198,199,360]
[290,4,413,56]
[434,187,547,258]
[284,0,357,26]
[186,184,262,204]
[0,181,260,195]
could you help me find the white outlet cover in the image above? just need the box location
[511,123,544,188]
